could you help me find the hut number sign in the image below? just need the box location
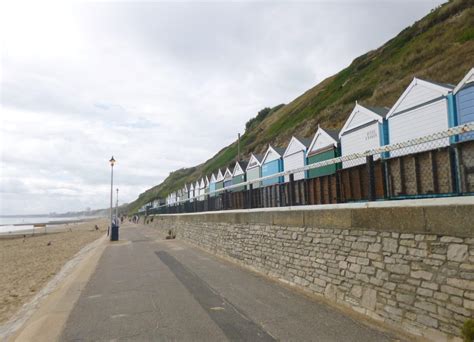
[365,129,377,141]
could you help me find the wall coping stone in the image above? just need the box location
[153,198,474,237]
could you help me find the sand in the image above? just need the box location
[0,219,107,324]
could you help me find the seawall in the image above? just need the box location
[148,200,474,340]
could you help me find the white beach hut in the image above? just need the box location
[194,180,200,200]
[246,154,263,189]
[387,78,454,157]
[199,178,206,200]
[339,102,389,168]
[283,136,311,182]
[204,175,210,196]
[189,183,195,202]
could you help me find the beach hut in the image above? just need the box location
[204,176,210,196]
[189,183,195,202]
[386,78,454,156]
[261,145,285,186]
[168,192,176,206]
[215,169,224,194]
[223,167,233,189]
[232,160,248,192]
[209,173,217,197]
[339,102,389,168]
[454,68,474,141]
[306,126,340,178]
[182,184,189,201]
[246,154,263,190]
[283,136,311,182]
[199,178,206,200]
[194,180,201,200]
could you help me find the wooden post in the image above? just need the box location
[413,155,421,195]
[289,173,295,206]
[247,183,253,209]
[303,179,309,205]
[430,150,439,194]
[399,157,406,195]
[367,155,376,201]
[449,146,460,194]
[335,173,341,203]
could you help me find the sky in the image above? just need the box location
[0,0,446,215]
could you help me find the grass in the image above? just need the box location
[127,0,474,214]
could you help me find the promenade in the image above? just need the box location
[58,224,401,341]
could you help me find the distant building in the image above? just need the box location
[283,136,311,182]
[306,126,340,179]
[454,68,474,142]
[386,78,454,156]
[339,103,389,168]
[261,145,285,186]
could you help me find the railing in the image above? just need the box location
[147,123,474,215]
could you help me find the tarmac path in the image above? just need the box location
[60,224,402,341]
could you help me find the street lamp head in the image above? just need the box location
[109,156,116,166]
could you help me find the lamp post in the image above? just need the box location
[109,156,115,238]
[116,188,119,221]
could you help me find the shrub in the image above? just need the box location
[462,319,474,342]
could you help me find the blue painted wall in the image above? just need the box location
[378,120,390,158]
[447,93,457,143]
[209,183,216,197]
[456,85,474,142]
[261,159,283,186]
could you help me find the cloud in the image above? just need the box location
[0,0,445,214]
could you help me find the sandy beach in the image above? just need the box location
[0,218,107,324]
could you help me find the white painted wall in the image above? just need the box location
[389,99,449,157]
[264,149,280,163]
[284,152,305,181]
[285,138,304,156]
[345,110,374,132]
[341,121,381,168]
[393,83,444,113]
[309,132,335,153]
[233,163,244,176]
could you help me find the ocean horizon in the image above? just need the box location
[0,215,101,234]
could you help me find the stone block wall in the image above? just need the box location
[148,205,474,341]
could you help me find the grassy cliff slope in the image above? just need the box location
[128,0,474,213]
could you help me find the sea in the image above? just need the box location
[0,216,93,234]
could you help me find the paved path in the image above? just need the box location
[61,225,401,341]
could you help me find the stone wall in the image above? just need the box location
[148,205,474,341]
